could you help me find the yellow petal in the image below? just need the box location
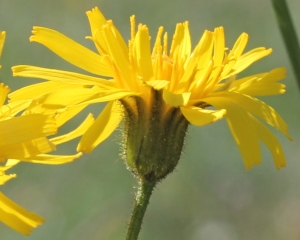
[15,152,83,164]
[12,65,116,88]
[228,32,248,59]
[252,117,286,169]
[34,87,101,107]
[146,80,169,90]
[133,24,153,82]
[54,105,88,127]
[0,160,19,186]
[0,100,31,120]
[76,90,138,106]
[169,22,184,58]
[213,27,225,66]
[51,113,94,145]
[87,7,107,31]
[103,22,135,90]
[183,31,214,92]
[170,22,191,59]
[30,27,111,76]
[0,83,10,107]
[233,83,285,96]
[0,138,56,160]
[0,114,57,146]
[208,91,291,139]
[180,106,226,126]
[232,68,286,96]
[78,101,123,153]
[9,81,79,101]
[0,192,44,236]
[0,173,16,185]
[86,7,109,54]
[163,89,191,107]
[0,31,5,61]
[204,97,261,170]
[231,48,272,75]
[0,159,20,173]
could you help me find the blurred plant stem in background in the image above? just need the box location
[271,0,300,91]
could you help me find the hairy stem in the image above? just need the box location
[126,180,156,240]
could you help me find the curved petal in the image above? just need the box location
[35,87,101,107]
[204,97,261,170]
[78,101,123,153]
[227,32,248,60]
[54,105,88,127]
[0,114,56,146]
[163,89,191,107]
[0,192,44,236]
[51,113,94,144]
[0,100,31,120]
[16,152,83,165]
[232,83,285,96]
[231,68,286,96]
[103,22,135,90]
[0,138,56,160]
[178,30,213,92]
[86,7,108,55]
[30,27,111,76]
[8,81,82,102]
[12,65,116,88]
[231,48,272,76]
[252,117,286,169]
[181,106,226,126]
[207,91,291,139]
[76,90,138,106]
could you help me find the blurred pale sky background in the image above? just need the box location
[1,0,300,239]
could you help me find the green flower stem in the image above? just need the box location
[271,0,300,90]
[126,180,156,240]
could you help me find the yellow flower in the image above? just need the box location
[11,7,290,176]
[0,31,87,235]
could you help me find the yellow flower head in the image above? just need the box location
[11,7,290,177]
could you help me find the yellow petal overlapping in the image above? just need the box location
[0,31,87,235]
[30,27,111,76]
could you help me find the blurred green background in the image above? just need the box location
[1,0,300,239]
